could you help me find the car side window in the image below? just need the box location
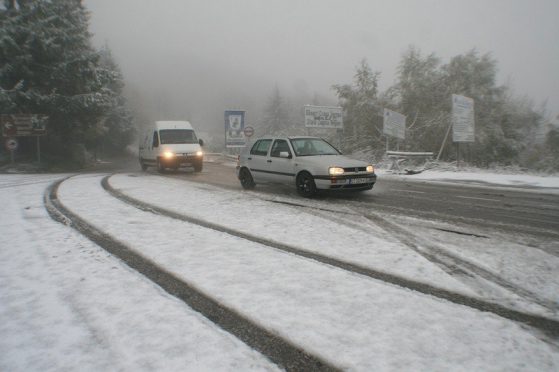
[250,139,272,156]
[270,139,291,158]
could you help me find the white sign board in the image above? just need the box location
[383,108,406,140]
[304,105,343,129]
[452,94,475,142]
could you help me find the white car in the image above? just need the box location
[236,136,377,197]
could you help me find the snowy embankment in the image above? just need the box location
[377,166,559,192]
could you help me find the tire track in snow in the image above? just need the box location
[363,212,559,313]
[264,197,559,315]
[101,174,559,339]
[44,177,339,372]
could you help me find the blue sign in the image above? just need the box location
[225,110,246,148]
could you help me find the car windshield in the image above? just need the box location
[290,138,341,156]
[159,129,198,144]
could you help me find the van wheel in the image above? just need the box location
[157,159,165,173]
[296,172,317,197]
[239,168,255,189]
[194,162,203,172]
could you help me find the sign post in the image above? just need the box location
[5,138,18,164]
[1,114,47,164]
[451,94,475,167]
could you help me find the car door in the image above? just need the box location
[267,139,296,184]
[246,139,273,182]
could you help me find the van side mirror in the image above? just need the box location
[199,139,204,146]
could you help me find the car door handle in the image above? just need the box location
[267,160,272,163]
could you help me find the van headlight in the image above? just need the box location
[196,151,203,157]
[163,151,175,159]
[329,167,344,176]
[366,165,374,173]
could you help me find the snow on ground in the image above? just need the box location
[0,174,279,372]
[1,168,559,371]
[377,166,559,191]
[110,173,474,295]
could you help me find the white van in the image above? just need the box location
[139,121,204,172]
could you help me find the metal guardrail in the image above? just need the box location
[386,151,434,173]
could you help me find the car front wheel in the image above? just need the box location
[239,168,255,189]
[296,172,317,197]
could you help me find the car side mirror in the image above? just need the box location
[279,151,291,159]
[199,139,204,146]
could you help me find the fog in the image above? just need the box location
[84,0,559,137]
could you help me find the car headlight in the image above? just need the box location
[366,165,374,173]
[329,167,344,176]
[163,151,175,159]
[196,151,203,157]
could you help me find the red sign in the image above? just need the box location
[5,138,18,151]
[243,126,254,137]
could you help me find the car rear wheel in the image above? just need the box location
[239,168,255,189]
[296,172,317,197]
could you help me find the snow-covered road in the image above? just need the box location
[1,171,559,371]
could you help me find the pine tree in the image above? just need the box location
[0,0,133,165]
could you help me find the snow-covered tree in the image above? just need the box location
[333,59,382,153]
[384,46,546,166]
[0,0,133,165]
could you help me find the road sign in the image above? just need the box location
[243,126,254,137]
[383,108,406,140]
[452,94,475,142]
[304,105,343,129]
[6,138,18,151]
[1,114,47,137]
[225,110,246,148]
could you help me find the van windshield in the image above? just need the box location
[159,129,198,144]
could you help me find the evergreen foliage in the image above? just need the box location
[0,0,133,166]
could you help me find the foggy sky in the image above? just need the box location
[84,0,559,133]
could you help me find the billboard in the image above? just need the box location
[225,110,246,148]
[452,94,475,142]
[383,108,406,140]
[304,105,343,129]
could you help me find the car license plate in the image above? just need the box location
[350,178,368,184]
